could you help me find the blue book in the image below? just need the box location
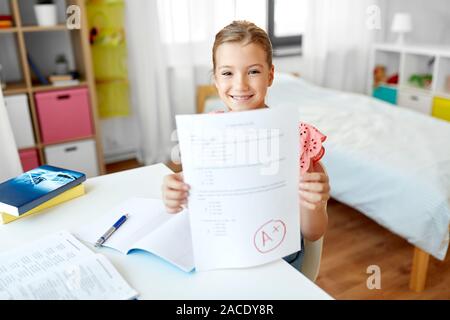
[27,54,50,85]
[0,165,86,217]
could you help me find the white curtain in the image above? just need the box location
[124,0,174,165]
[303,0,386,93]
[0,90,22,181]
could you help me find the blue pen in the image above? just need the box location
[95,214,129,247]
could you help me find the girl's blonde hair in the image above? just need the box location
[212,20,273,72]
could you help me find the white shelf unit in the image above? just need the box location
[436,56,450,96]
[369,43,450,121]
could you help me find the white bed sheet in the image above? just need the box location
[203,73,450,260]
[268,73,450,260]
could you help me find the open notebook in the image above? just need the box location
[74,198,194,272]
[0,231,138,300]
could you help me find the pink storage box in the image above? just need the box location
[19,148,40,172]
[35,87,94,144]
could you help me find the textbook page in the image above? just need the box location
[0,254,138,300]
[0,231,138,300]
[0,231,92,286]
[176,107,300,271]
[75,197,195,272]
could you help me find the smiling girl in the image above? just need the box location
[162,21,329,271]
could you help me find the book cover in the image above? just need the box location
[49,74,73,82]
[27,54,50,85]
[1,184,85,224]
[0,165,86,217]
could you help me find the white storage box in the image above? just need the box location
[397,90,433,115]
[44,139,99,177]
[4,94,36,149]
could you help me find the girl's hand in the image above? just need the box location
[299,162,330,211]
[161,172,190,213]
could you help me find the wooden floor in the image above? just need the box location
[105,158,144,174]
[106,159,450,299]
[317,199,450,299]
[105,159,181,174]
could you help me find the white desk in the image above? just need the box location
[0,164,332,300]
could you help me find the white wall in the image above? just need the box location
[383,0,450,45]
[101,116,140,164]
[274,56,306,75]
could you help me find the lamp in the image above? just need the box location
[391,13,412,45]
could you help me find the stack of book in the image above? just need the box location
[0,165,86,224]
[48,74,80,87]
[0,15,13,28]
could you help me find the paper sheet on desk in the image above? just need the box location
[74,197,195,272]
[0,231,138,300]
[176,107,301,271]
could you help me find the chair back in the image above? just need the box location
[300,237,324,282]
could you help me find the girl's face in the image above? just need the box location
[214,42,274,112]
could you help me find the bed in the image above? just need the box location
[197,73,450,291]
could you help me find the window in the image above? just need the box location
[267,0,307,56]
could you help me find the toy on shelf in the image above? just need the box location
[89,27,98,44]
[408,74,432,90]
[373,65,399,87]
[386,73,399,85]
[373,65,387,87]
[54,54,69,75]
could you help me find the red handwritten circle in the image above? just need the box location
[253,219,286,253]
